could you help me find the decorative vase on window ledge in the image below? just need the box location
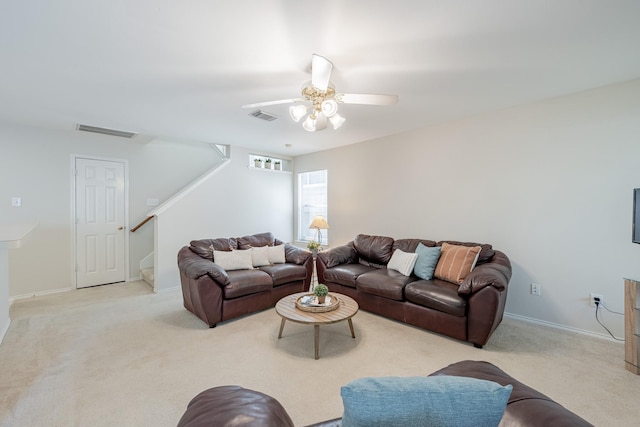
[274,161,281,171]
[254,159,262,168]
[265,159,272,169]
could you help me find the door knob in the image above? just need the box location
[118,226,124,230]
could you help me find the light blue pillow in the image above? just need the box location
[413,243,441,280]
[341,376,512,427]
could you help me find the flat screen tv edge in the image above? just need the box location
[634,189,640,244]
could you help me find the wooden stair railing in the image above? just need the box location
[130,215,153,233]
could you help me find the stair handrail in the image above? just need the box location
[129,144,230,234]
[130,215,154,233]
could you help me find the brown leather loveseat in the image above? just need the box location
[177,360,593,426]
[316,234,511,347]
[178,232,313,327]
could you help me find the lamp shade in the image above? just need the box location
[309,216,330,230]
[321,99,338,117]
[329,113,345,130]
[302,115,316,132]
[289,105,307,122]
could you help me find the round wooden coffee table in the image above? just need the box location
[275,292,359,359]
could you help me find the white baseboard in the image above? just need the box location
[10,286,74,302]
[504,312,620,342]
[0,317,10,345]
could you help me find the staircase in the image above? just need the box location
[141,267,154,287]
[139,252,154,287]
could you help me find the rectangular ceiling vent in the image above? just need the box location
[249,110,277,121]
[76,124,137,139]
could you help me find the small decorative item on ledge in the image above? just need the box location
[314,284,329,304]
[265,158,272,169]
[274,161,281,170]
[254,158,263,168]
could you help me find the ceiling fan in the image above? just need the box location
[242,54,399,132]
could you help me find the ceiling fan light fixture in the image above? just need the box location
[289,104,308,122]
[242,55,398,133]
[329,113,345,130]
[321,99,338,117]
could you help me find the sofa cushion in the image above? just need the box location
[224,269,273,299]
[267,244,286,264]
[340,376,512,427]
[190,238,237,261]
[434,243,481,284]
[356,269,417,301]
[319,244,358,268]
[413,243,441,280]
[393,238,437,253]
[214,249,254,271]
[177,385,295,427]
[323,264,375,288]
[405,279,467,317]
[354,234,395,266]
[387,249,418,276]
[438,240,494,263]
[251,246,271,267]
[237,232,275,250]
[260,263,307,286]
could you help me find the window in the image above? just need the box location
[298,169,328,244]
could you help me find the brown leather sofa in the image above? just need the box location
[316,234,511,348]
[178,232,313,327]
[176,360,593,426]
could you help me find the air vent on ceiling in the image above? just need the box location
[76,124,137,139]
[249,110,277,121]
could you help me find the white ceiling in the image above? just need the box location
[2,1,640,157]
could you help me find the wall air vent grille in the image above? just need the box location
[76,124,137,139]
[249,110,277,121]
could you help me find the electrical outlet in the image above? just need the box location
[590,293,604,307]
[531,283,541,296]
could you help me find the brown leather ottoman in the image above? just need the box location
[176,385,294,427]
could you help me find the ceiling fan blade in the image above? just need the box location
[336,93,399,106]
[311,54,333,92]
[242,98,303,108]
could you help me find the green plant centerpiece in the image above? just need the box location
[307,240,321,254]
[314,283,329,304]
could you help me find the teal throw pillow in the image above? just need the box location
[341,375,512,427]
[413,243,441,280]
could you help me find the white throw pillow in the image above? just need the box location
[267,244,286,264]
[213,249,253,271]
[251,246,271,267]
[387,249,419,276]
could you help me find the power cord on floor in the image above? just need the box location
[595,301,624,341]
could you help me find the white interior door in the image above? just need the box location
[75,158,126,288]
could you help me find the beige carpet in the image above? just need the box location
[1,281,639,426]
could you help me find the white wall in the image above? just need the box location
[153,145,293,292]
[0,123,220,297]
[294,78,640,338]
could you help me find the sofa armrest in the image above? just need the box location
[458,250,511,295]
[429,361,593,426]
[177,247,230,286]
[318,242,358,268]
[284,243,312,265]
